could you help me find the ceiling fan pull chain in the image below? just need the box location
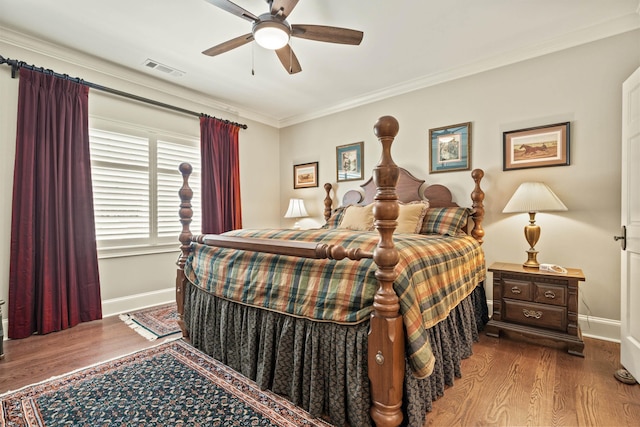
[252,42,255,76]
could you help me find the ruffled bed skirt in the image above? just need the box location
[184,282,488,427]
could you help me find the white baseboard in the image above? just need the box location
[101,287,175,318]
[579,314,620,343]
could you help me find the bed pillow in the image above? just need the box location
[338,203,375,231]
[396,201,430,233]
[421,207,470,236]
[322,206,347,229]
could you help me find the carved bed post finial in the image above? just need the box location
[323,183,333,222]
[369,116,404,427]
[470,169,485,245]
[176,162,194,339]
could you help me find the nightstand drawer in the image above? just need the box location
[534,283,567,306]
[502,278,533,301]
[503,299,567,331]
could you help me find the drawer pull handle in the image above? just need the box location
[544,290,556,299]
[511,287,522,294]
[522,309,543,319]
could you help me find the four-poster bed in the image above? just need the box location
[175,116,487,427]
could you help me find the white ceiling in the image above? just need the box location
[1,0,639,127]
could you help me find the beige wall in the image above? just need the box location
[279,30,640,339]
[0,38,281,317]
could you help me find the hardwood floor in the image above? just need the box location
[0,315,157,394]
[427,333,640,426]
[1,317,639,426]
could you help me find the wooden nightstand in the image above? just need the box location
[486,262,585,357]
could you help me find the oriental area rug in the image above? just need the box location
[0,339,333,427]
[120,302,181,340]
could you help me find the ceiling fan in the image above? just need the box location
[202,0,364,74]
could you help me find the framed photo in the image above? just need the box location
[293,162,319,189]
[429,122,472,173]
[503,122,570,171]
[336,142,364,182]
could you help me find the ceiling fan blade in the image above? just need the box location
[202,33,254,56]
[275,45,302,74]
[270,0,299,19]
[291,24,363,45]
[203,0,258,22]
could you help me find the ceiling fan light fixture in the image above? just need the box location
[253,18,290,50]
[202,1,362,74]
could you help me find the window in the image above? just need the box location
[89,128,200,256]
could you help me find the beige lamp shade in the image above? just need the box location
[503,182,567,268]
[284,198,308,229]
[503,182,568,213]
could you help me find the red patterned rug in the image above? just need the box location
[0,339,333,426]
[119,302,180,340]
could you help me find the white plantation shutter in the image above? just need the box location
[89,128,200,254]
[90,130,150,243]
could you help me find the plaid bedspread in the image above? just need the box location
[184,228,485,377]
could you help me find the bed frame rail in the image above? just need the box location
[192,233,373,261]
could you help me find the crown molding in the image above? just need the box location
[0,26,279,128]
[279,12,640,128]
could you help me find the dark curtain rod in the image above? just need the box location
[0,55,248,130]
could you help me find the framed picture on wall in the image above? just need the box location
[293,162,319,189]
[503,122,570,170]
[336,141,364,182]
[429,122,472,173]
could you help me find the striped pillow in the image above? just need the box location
[421,207,470,236]
[322,206,346,229]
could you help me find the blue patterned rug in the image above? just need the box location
[0,339,333,426]
[120,302,181,340]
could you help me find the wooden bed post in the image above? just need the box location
[368,116,404,427]
[176,162,194,339]
[470,168,486,245]
[323,182,333,222]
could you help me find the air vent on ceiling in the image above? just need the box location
[142,59,185,77]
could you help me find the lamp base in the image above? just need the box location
[523,250,539,268]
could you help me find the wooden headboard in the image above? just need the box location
[343,167,468,206]
[323,167,486,244]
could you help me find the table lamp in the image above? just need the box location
[503,182,567,268]
[284,198,308,229]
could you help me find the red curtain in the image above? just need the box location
[200,116,242,234]
[8,68,102,339]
